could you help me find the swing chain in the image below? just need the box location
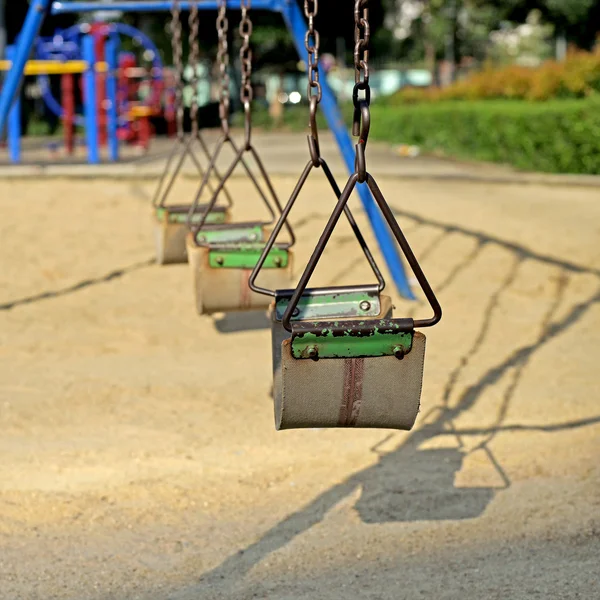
[189,1,201,137]
[170,0,185,141]
[303,0,321,164]
[353,0,370,92]
[353,0,371,181]
[216,0,231,130]
[240,0,254,147]
[304,0,321,103]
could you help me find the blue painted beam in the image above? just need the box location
[6,46,22,163]
[0,0,52,136]
[82,34,100,164]
[52,0,288,14]
[105,33,120,162]
[280,1,415,300]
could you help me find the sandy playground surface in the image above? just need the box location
[0,173,599,599]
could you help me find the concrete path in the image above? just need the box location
[2,130,600,187]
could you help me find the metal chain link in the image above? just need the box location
[239,0,254,106]
[304,0,321,102]
[354,0,370,93]
[170,0,184,140]
[188,1,201,136]
[353,0,371,177]
[216,0,231,124]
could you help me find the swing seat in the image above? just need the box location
[276,319,426,431]
[269,286,393,400]
[153,205,230,265]
[186,232,294,314]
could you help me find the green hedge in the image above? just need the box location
[369,98,600,174]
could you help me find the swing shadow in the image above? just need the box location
[0,258,155,312]
[188,270,600,593]
[212,310,271,334]
[292,207,599,279]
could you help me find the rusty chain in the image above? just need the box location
[188,1,201,136]
[304,0,321,103]
[216,0,231,127]
[170,0,184,140]
[353,0,370,98]
[353,0,371,178]
[239,0,254,107]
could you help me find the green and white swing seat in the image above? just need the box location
[277,313,427,431]
[249,163,441,431]
[186,222,294,314]
[269,284,406,427]
[264,279,428,430]
[153,204,231,265]
[184,135,296,314]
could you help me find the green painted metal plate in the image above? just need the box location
[196,225,263,245]
[155,206,227,225]
[291,319,414,359]
[209,245,289,269]
[275,289,381,321]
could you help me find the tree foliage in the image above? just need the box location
[383,0,599,70]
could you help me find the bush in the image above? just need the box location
[391,48,600,104]
[369,98,600,174]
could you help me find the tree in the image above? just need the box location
[544,0,596,25]
[384,0,598,82]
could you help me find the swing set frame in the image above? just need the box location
[0,0,415,299]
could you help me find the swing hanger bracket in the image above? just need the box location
[307,95,321,167]
[354,99,370,183]
[290,317,415,360]
[274,284,382,322]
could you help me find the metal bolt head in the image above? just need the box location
[393,346,405,360]
[360,301,371,312]
[198,235,206,243]
[215,256,224,266]
[307,346,319,360]
[249,233,258,241]
[274,257,282,267]
[292,308,300,317]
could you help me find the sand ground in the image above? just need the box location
[0,169,599,599]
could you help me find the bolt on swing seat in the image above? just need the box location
[152,1,233,265]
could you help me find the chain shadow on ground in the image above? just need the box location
[182,208,600,595]
[190,284,600,593]
[0,258,156,311]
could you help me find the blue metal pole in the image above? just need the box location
[0,0,52,136]
[281,1,415,299]
[52,1,287,14]
[82,34,100,164]
[105,33,119,162]
[6,46,22,164]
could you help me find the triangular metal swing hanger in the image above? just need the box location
[153,0,232,210]
[186,117,295,247]
[280,100,442,333]
[249,96,385,299]
[151,131,233,209]
[186,2,294,246]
